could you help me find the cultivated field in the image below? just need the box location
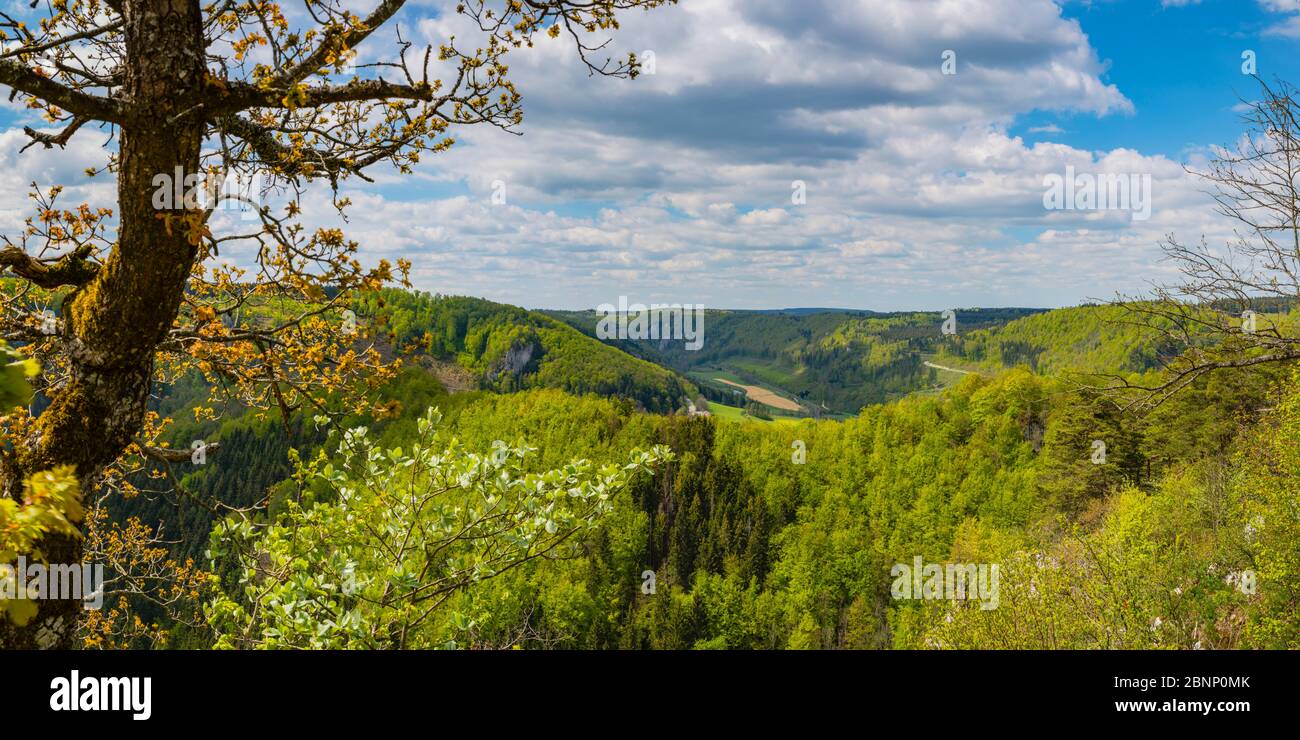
[714,378,803,411]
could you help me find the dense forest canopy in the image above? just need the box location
[56,293,1298,650]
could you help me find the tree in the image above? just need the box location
[0,0,673,648]
[1037,392,1144,516]
[1103,77,1300,409]
[1234,367,1300,648]
[206,408,669,648]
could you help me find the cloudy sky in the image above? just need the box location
[4,0,1300,311]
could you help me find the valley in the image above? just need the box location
[91,286,1300,650]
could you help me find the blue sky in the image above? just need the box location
[1050,0,1300,156]
[3,0,1299,312]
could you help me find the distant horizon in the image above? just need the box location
[528,303,1056,314]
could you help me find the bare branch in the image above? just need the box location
[0,58,127,123]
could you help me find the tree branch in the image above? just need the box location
[0,242,99,288]
[21,116,89,151]
[135,440,221,465]
[217,78,434,114]
[264,0,410,90]
[0,20,123,61]
[218,114,377,183]
[0,58,127,124]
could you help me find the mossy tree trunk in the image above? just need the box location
[0,0,204,650]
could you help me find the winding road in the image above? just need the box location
[923,360,975,375]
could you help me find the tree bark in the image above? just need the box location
[0,0,205,649]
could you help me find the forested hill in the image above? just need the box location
[934,304,1181,375]
[187,360,1295,649]
[547,307,1044,414]
[354,290,698,414]
[101,292,1300,650]
[109,291,699,570]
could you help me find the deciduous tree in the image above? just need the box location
[0,0,672,648]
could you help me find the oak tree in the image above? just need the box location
[0,0,671,648]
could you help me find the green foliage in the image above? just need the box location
[401,371,1056,649]
[0,345,79,627]
[1037,392,1144,515]
[358,290,697,413]
[550,307,1043,414]
[923,469,1257,649]
[376,361,1288,650]
[1235,368,1300,648]
[120,297,1299,650]
[0,467,83,626]
[937,304,1180,375]
[206,408,670,648]
[0,341,38,409]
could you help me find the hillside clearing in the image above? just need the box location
[714,378,803,411]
